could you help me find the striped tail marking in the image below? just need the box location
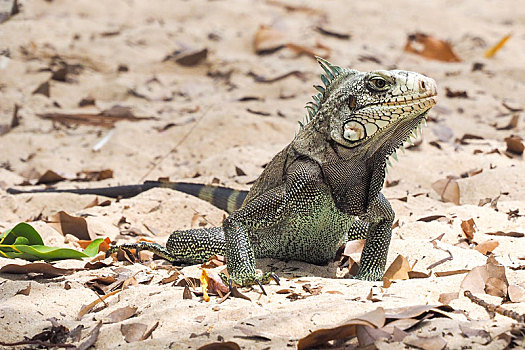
[150,181,248,214]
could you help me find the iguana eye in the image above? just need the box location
[368,77,389,91]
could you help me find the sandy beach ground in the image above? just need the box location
[0,0,524,348]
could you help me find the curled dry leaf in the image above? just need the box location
[15,283,31,296]
[404,33,461,62]
[104,306,138,324]
[404,334,447,350]
[438,292,459,304]
[460,218,476,242]
[431,177,460,205]
[36,170,66,184]
[254,25,286,54]
[197,341,241,350]
[49,211,92,240]
[0,262,74,277]
[201,254,226,268]
[505,135,524,155]
[382,255,411,288]
[297,307,386,350]
[508,284,525,303]
[460,256,508,298]
[474,240,499,255]
[121,323,148,343]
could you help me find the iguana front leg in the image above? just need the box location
[355,192,394,281]
[223,160,325,286]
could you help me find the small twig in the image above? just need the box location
[427,249,453,270]
[464,290,525,322]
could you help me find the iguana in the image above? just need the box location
[7,58,437,287]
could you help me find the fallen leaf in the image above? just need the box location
[201,254,226,268]
[164,48,208,66]
[302,284,322,295]
[234,325,272,341]
[297,307,386,350]
[254,25,286,54]
[431,177,460,205]
[76,169,113,181]
[121,323,148,343]
[461,218,476,242]
[15,283,31,296]
[383,255,411,288]
[417,215,447,222]
[445,87,468,98]
[475,240,499,255]
[404,335,447,350]
[286,42,330,58]
[460,256,508,297]
[33,81,50,97]
[36,170,66,184]
[438,292,459,304]
[343,239,365,256]
[495,114,519,130]
[356,325,391,347]
[77,322,102,350]
[508,285,525,303]
[140,321,159,341]
[314,26,350,40]
[434,269,470,277]
[160,270,181,284]
[408,271,431,279]
[78,289,121,319]
[486,231,524,238]
[49,211,92,240]
[505,135,524,155]
[0,262,74,277]
[485,34,511,58]
[104,306,137,324]
[197,341,241,350]
[404,33,461,62]
[183,285,193,299]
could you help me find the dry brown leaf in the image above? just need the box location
[461,218,476,241]
[408,271,431,279]
[382,255,411,288]
[404,335,447,350]
[495,114,519,130]
[404,33,461,62]
[508,285,525,303]
[384,304,453,320]
[183,285,193,299]
[460,256,508,297]
[105,306,137,324]
[0,262,74,277]
[15,283,31,296]
[33,80,50,97]
[77,322,102,350]
[486,231,524,238]
[417,215,447,222]
[356,325,391,347]
[197,342,241,350]
[78,289,122,319]
[121,323,148,343]
[172,48,208,66]
[297,307,386,350]
[505,135,524,155]
[140,321,159,341]
[475,240,499,255]
[343,239,365,256]
[254,25,286,54]
[201,254,226,268]
[438,292,459,304]
[49,211,92,240]
[36,170,66,184]
[431,177,460,205]
[77,169,114,181]
[434,269,470,277]
[160,270,180,284]
[485,34,511,58]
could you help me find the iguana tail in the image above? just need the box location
[150,181,248,214]
[7,181,248,214]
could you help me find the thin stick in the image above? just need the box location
[464,290,525,322]
[140,106,211,182]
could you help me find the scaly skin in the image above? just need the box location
[109,58,438,286]
[11,58,437,286]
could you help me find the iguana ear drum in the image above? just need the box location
[343,121,366,142]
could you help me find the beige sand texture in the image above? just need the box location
[0,0,524,349]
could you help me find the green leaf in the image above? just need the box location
[82,238,105,257]
[0,223,44,245]
[0,223,106,261]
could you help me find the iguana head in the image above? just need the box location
[304,58,437,161]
